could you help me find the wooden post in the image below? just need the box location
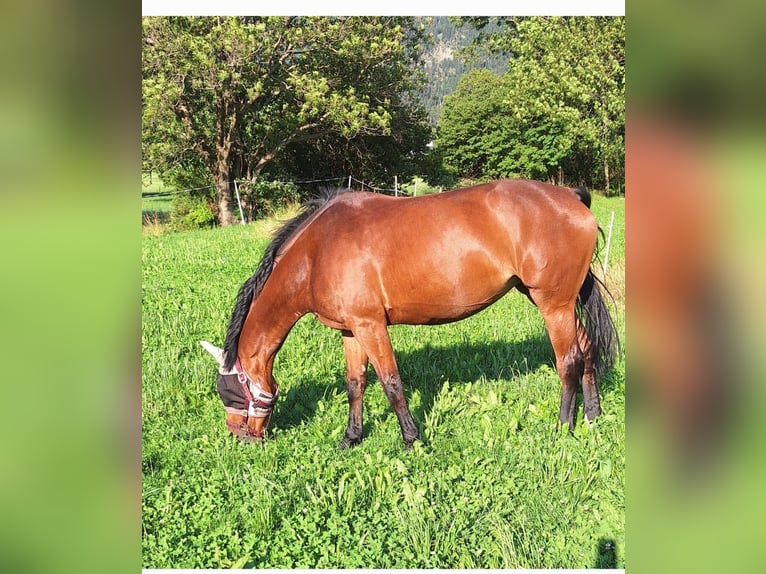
[394,175,398,197]
[348,175,352,190]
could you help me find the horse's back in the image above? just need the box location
[297,180,597,327]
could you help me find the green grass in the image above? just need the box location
[142,195,625,568]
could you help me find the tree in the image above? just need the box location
[437,69,510,179]
[503,17,624,191]
[276,79,431,187]
[142,17,429,225]
[438,17,624,191]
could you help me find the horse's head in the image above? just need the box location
[200,340,278,441]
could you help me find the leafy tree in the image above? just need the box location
[437,69,510,179]
[504,17,624,191]
[418,17,508,126]
[277,88,431,188]
[438,17,624,191]
[142,17,429,225]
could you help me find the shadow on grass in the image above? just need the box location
[271,325,623,441]
[399,334,554,435]
[274,376,346,432]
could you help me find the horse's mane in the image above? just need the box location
[222,187,346,371]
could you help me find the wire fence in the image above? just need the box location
[140,175,410,198]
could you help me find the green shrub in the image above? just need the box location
[170,192,215,230]
[238,180,302,220]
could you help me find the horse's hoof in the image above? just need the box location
[238,434,263,444]
[584,406,602,422]
[339,436,361,449]
[403,437,421,451]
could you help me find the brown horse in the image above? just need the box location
[218,179,618,447]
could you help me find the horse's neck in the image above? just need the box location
[238,269,307,384]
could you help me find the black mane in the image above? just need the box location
[222,187,345,371]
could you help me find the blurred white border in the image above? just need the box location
[141,1,625,17]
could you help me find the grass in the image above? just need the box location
[141,195,625,568]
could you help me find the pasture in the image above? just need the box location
[141,193,625,568]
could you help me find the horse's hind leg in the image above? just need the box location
[340,331,369,448]
[536,297,583,431]
[349,319,420,449]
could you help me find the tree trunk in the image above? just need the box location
[213,92,238,226]
[213,121,236,226]
[604,157,610,195]
[215,171,236,227]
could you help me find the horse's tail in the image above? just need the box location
[573,185,591,208]
[222,187,343,372]
[577,269,619,376]
[571,184,618,374]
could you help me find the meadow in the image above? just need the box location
[141,193,625,568]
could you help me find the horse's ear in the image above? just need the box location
[200,340,225,367]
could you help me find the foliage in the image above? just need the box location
[399,176,441,196]
[170,191,216,231]
[143,16,430,225]
[236,180,302,221]
[142,196,625,568]
[437,69,511,180]
[437,17,624,192]
[417,146,459,189]
[279,99,431,190]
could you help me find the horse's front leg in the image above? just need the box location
[340,331,369,448]
[349,320,420,449]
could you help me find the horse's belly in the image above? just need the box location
[312,312,348,331]
[384,275,520,326]
[386,302,492,326]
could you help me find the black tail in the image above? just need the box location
[576,269,619,376]
[222,188,344,372]
[572,183,617,372]
[574,185,591,208]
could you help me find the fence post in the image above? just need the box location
[348,175,352,190]
[394,176,398,197]
[233,180,245,225]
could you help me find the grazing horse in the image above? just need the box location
[209,179,618,448]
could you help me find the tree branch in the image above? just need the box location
[254,123,332,171]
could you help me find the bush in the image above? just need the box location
[237,180,302,221]
[170,192,215,230]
